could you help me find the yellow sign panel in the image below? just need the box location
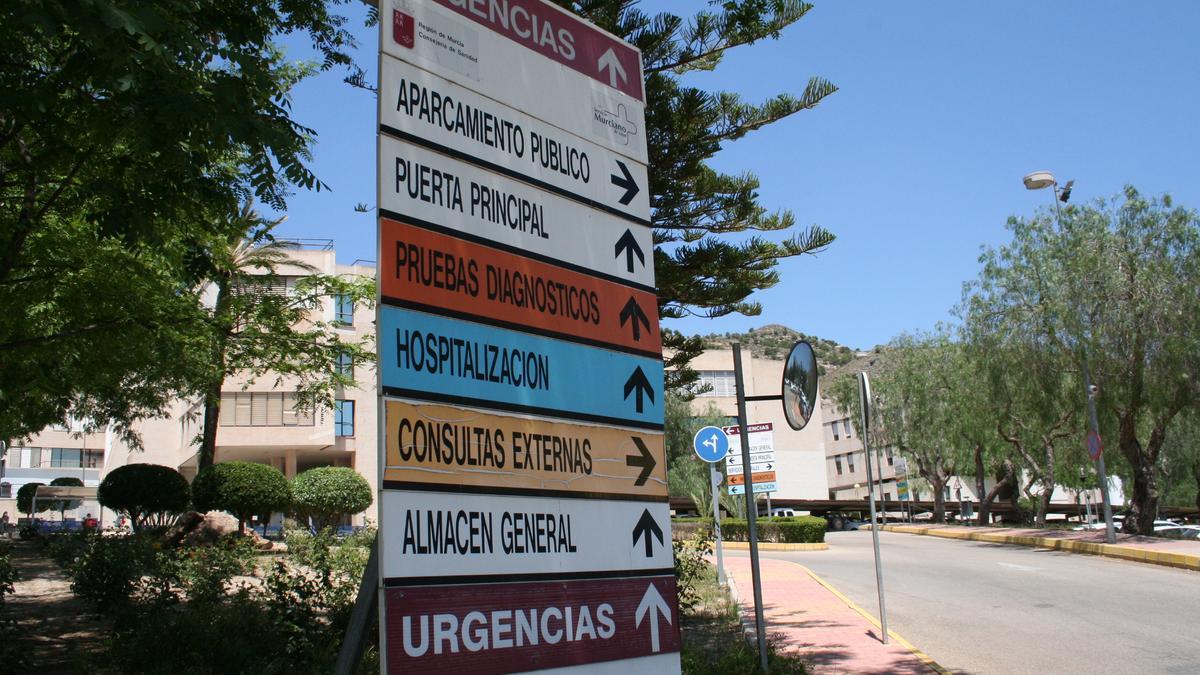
[384,400,667,498]
[727,471,777,486]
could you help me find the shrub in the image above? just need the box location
[290,466,373,532]
[16,482,52,518]
[717,516,825,544]
[673,525,714,612]
[193,462,291,534]
[98,464,191,531]
[0,544,17,610]
[67,534,163,610]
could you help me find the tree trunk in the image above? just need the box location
[973,443,989,525]
[198,284,232,474]
[930,476,947,523]
[1037,484,1053,526]
[1119,412,1161,535]
[1192,460,1200,512]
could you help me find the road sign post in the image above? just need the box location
[858,371,889,645]
[376,1,677,671]
[731,343,768,672]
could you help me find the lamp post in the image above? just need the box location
[1022,171,1116,544]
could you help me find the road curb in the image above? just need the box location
[720,541,828,551]
[871,525,1200,572]
[792,561,950,675]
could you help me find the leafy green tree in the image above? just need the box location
[966,188,1200,533]
[98,463,191,532]
[1159,410,1200,511]
[291,466,373,532]
[16,482,51,519]
[0,0,358,443]
[553,1,837,391]
[193,461,291,535]
[193,206,374,472]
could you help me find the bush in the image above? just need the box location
[0,543,17,610]
[16,482,51,517]
[67,534,163,610]
[716,516,825,544]
[193,462,291,534]
[98,464,191,531]
[673,525,714,612]
[290,466,372,532]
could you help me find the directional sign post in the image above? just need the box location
[376,1,676,671]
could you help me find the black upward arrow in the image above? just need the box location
[614,229,645,273]
[623,366,655,413]
[620,296,651,341]
[632,508,664,557]
[610,159,640,206]
[625,437,656,486]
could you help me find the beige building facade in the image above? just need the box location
[0,242,380,526]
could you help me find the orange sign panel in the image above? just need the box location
[727,471,777,486]
[383,399,667,498]
[381,218,660,355]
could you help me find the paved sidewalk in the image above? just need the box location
[872,524,1200,571]
[721,556,940,674]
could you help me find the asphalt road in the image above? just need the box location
[729,531,1200,674]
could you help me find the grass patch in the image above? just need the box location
[680,562,806,674]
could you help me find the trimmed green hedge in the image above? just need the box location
[672,516,826,543]
[193,462,291,534]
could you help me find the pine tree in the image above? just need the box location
[559,1,837,390]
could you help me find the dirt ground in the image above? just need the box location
[3,538,110,672]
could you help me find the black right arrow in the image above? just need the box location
[610,159,640,205]
[626,437,656,486]
[614,229,645,273]
[632,508,664,557]
[623,366,655,413]
[619,296,651,341]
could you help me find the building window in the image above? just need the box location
[220,392,314,427]
[831,422,840,442]
[335,400,355,437]
[834,456,843,476]
[847,452,856,473]
[335,350,354,378]
[28,448,42,468]
[843,419,853,439]
[51,448,82,468]
[885,448,895,466]
[696,370,736,397]
[0,483,10,498]
[334,294,354,325]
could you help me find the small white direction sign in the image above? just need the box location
[380,136,654,287]
[380,490,674,580]
[382,0,647,163]
[728,482,777,496]
[725,451,775,466]
[381,55,650,222]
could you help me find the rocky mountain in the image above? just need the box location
[695,324,858,372]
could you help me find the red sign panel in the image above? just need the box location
[385,575,679,674]
[381,218,661,354]
[431,0,644,101]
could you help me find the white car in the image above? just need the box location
[1155,526,1200,540]
[1073,516,1179,532]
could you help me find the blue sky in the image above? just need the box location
[274,1,1200,351]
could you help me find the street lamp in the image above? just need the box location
[1022,171,1116,544]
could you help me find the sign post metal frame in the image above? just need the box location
[732,343,769,672]
[858,372,889,644]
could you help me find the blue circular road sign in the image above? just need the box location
[693,426,730,463]
[1087,430,1103,461]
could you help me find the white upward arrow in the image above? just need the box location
[635,582,672,653]
[597,48,627,88]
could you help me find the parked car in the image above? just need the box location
[825,515,862,531]
[770,508,797,518]
[1155,526,1200,540]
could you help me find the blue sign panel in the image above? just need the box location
[728,482,777,496]
[692,426,729,463]
[380,306,664,429]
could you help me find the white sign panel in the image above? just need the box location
[380,135,654,287]
[725,451,776,467]
[723,423,775,459]
[381,490,674,579]
[383,0,647,163]
[381,55,650,222]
